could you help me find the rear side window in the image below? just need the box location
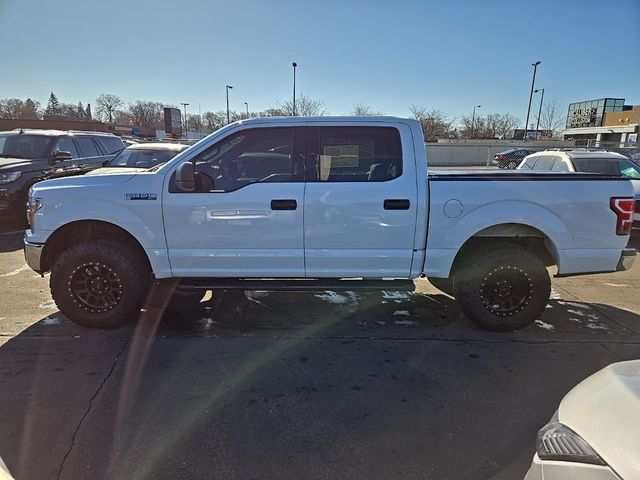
[306,127,402,182]
[96,136,125,155]
[550,157,569,172]
[75,137,100,157]
[573,158,640,177]
[531,155,553,171]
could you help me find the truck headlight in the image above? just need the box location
[26,197,43,229]
[0,172,21,184]
[536,417,605,465]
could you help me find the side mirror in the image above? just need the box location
[51,151,73,163]
[175,162,195,192]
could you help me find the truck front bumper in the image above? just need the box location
[24,240,44,274]
[616,248,636,271]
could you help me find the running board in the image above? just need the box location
[176,278,415,292]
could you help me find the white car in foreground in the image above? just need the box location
[525,360,640,479]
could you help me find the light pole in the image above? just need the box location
[180,102,189,139]
[292,62,297,116]
[225,85,233,124]
[244,102,249,118]
[471,104,481,138]
[524,60,541,140]
[534,88,545,135]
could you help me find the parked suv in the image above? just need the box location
[518,149,640,224]
[0,129,124,223]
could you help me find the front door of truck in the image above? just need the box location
[163,126,306,277]
[303,124,417,277]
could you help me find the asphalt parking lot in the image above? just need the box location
[1,227,639,480]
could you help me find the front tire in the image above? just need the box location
[50,240,150,329]
[454,244,550,331]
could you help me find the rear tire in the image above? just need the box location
[50,240,150,329]
[454,244,550,331]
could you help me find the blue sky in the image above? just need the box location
[1,0,638,123]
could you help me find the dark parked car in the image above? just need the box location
[0,129,125,224]
[492,148,536,169]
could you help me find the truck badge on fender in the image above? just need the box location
[125,193,157,200]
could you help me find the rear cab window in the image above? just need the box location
[572,157,640,177]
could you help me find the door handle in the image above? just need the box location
[271,199,297,210]
[384,199,410,210]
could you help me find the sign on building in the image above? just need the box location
[164,107,182,136]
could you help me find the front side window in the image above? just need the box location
[550,158,570,172]
[0,134,51,159]
[54,137,79,158]
[175,127,299,193]
[306,127,402,182]
[531,156,553,171]
[520,157,537,170]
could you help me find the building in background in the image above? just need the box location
[562,98,639,146]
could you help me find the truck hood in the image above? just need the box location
[85,167,150,176]
[558,360,640,479]
[0,157,37,172]
[32,172,138,194]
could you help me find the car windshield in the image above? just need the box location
[107,148,181,168]
[573,157,640,178]
[0,134,50,159]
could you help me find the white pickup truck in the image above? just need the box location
[23,117,636,331]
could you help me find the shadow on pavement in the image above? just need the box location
[1,288,640,480]
[0,230,23,254]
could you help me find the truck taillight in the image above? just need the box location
[610,197,635,235]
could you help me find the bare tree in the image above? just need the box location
[126,100,164,129]
[460,113,519,139]
[0,98,41,119]
[459,115,487,138]
[538,99,565,138]
[202,111,226,131]
[494,113,520,139]
[351,103,381,116]
[409,105,455,141]
[96,93,124,123]
[273,95,326,116]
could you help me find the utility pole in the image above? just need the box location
[471,105,481,138]
[225,85,233,124]
[534,88,545,134]
[292,62,297,116]
[244,102,249,118]
[524,61,541,140]
[180,102,189,139]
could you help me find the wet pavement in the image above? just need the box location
[1,227,639,479]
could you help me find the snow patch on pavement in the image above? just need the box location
[550,288,562,300]
[534,320,555,331]
[393,310,410,316]
[0,265,29,277]
[38,299,57,309]
[42,316,60,326]
[315,291,357,304]
[558,301,590,310]
[393,319,416,326]
[586,323,608,330]
[382,291,411,300]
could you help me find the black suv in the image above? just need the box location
[0,129,124,224]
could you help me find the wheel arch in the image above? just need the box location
[42,220,152,273]
[449,222,557,279]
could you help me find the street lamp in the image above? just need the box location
[225,85,233,124]
[292,62,297,116]
[180,102,189,139]
[524,60,541,140]
[471,105,481,138]
[244,102,249,118]
[534,88,545,134]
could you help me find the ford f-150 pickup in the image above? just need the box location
[23,117,637,331]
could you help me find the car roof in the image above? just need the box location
[0,129,118,137]
[125,142,189,151]
[532,149,628,160]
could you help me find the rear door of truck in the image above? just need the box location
[303,122,418,277]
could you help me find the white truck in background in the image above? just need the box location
[23,117,636,331]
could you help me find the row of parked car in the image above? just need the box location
[0,128,189,225]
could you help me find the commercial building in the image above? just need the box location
[562,98,639,146]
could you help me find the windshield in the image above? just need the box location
[0,134,51,159]
[108,148,181,168]
[573,157,640,178]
